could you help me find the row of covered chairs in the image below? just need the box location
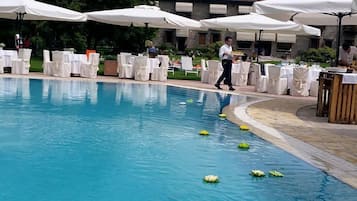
[117,53,170,81]
[43,50,100,78]
[0,48,32,75]
[254,63,322,97]
[200,59,251,86]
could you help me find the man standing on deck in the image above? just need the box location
[215,36,235,91]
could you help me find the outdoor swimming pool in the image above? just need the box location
[0,77,356,201]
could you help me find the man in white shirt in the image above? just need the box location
[215,36,235,91]
[339,42,357,66]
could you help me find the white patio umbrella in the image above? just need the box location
[200,13,321,36]
[253,0,357,66]
[0,0,86,22]
[85,5,201,30]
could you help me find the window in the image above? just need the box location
[165,31,174,43]
[310,38,319,48]
[199,33,207,45]
[324,39,333,48]
[237,41,252,49]
[210,33,221,43]
[238,6,253,15]
[209,4,226,18]
[175,2,192,12]
[277,43,293,52]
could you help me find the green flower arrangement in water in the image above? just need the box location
[238,142,250,149]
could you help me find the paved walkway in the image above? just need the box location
[2,73,357,188]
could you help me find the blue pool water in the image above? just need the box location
[0,78,356,201]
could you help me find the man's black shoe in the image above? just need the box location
[229,87,235,91]
[215,83,223,90]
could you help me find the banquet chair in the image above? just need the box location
[80,53,100,78]
[181,56,198,76]
[231,62,241,86]
[309,80,319,97]
[152,55,169,81]
[267,65,288,95]
[200,59,209,83]
[207,60,221,85]
[43,50,54,76]
[133,56,149,81]
[12,48,32,74]
[237,61,251,86]
[253,63,268,92]
[52,51,71,77]
[291,67,309,97]
[0,56,4,74]
[117,54,134,78]
[248,63,257,86]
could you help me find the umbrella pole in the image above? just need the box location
[256,30,263,63]
[335,13,343,67]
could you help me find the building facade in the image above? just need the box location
[156,0,357,59]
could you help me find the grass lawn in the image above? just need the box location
[168,70,201,81]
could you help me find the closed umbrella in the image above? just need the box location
[253,0,357,66]
[85,5,201,30]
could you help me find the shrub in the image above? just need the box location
[299,47,336,63]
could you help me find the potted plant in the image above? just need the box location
[103,55,118,76]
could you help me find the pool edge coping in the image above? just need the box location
[227,99,357,189]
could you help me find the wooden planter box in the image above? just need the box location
[317,72,357,124]
[104,60,118,76]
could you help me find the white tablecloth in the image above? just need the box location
[341,73,357,84]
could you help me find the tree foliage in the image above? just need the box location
[0,0,157,56]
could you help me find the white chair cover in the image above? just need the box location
[118,54,134,78]
[237,61,250,86]
[12,48,32,74]
[52,51,71,77]
[254,63,268,93]
[134,56,149,81]
[152,55,169,81]
[80,53,100,78]
[0,56,4,74]
[267,65,288,95]
[43,50,54,75]
[310,80,319,97]
[231,62,241,86]
[291,67,309,97]
[200,59,209,83]
[248,63,257,86]
[207,60,220,84]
